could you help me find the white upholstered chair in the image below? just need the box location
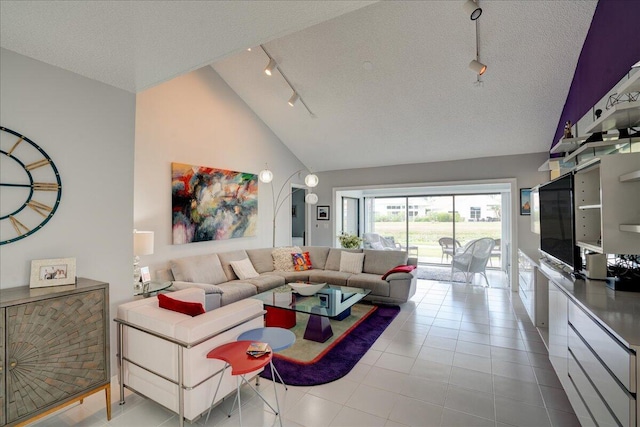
[450,238,495,286]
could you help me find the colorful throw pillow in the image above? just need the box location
[292,252,313,271]
[339,252,365,274]
[229,258,260,280]
[381,265,417,280]
[272,246,301,272]
[157,293,205,317]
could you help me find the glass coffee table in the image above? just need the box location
[252,283,371,343]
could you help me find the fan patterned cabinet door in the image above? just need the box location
[0,309,5,426]
[5,290,107,423]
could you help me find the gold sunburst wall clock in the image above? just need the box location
[1,126,62,245]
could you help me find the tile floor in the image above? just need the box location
[30,277,582,427]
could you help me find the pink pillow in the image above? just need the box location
[157,293,205,317]
[381,265,416,280]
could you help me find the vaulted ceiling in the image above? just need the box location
[1,1,597,172]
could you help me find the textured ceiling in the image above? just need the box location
[1,1,597,172]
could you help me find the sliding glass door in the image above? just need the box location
[365,193,502,267]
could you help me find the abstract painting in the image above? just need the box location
[172,162,258,244]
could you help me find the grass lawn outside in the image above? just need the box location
[372,221,502,264]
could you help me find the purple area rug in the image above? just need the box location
[260,305,400,386]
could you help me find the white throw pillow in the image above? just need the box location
[339,252,365,274]
[272,246,301,272]
[229,258,260,280]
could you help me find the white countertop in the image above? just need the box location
[540,260,640,349]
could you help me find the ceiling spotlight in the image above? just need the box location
[264,58,277,76]
[463,0,482,20]
[288,92,299,107]
[469,59,487,75]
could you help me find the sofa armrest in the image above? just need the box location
[384,271,416,281]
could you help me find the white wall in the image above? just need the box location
[134,65,307,273]
[0,48,135,371]
[309,152,550,260]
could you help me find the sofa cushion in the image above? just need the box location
[340,252,365,274]
[292,252,313,271]
[265,270,312,283]
[216,282,258,306]
[325,248,362,271]
[363,249,409,275]
[242,275,286,293]
[301,246,330,270]
[157,293,205,317]
[170,254,227,285]
[217,250,250,281]
[272,246,301,272]
[229,258,260,280]
[308,270,352,286]
[347,273,390,297]
[246,248,275,273]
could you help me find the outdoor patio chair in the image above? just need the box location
[489,238,501,267]
[450,237,495,286]
[363,233,400,250]
[438,237,461,263]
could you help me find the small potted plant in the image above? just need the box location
[338,232,363,249]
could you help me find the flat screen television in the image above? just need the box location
[539,173,580,271]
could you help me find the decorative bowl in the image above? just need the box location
[288,282,327,296]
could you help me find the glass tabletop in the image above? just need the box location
[252,283,371,318]
[134,281,172,297]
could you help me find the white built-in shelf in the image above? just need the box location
[578,204,602,210]
[620,224,640,233]
[577,241,602,253]
[619,170,640,182]
[616,71,640,95]
[550,137,586,154]
[584,100,640,133]
[564,138,640,165]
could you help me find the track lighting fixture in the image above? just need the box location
[469,6,487,77]
[259,45,315,117]
[288,92,299,107]
[469,59,487,75]
[264,58,277,76]
[463,0,482,20]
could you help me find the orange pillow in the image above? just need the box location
[292,252,313,271]
[157,293,205,317]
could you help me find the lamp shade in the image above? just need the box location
[463,0,482,20]
[304,173,319,188]
[305,193,318,204]
[259,168,274,183]
[134,231,154,256]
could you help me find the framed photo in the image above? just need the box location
[30,257,76,288]
[520,188,532,215]
[318,293,330,309]
[140,266,151,284]
[317,205,330,221]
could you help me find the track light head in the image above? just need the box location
[469,59,487,75]
[288,92,299,107]
[463,0,482,20]
[264,58,277,76]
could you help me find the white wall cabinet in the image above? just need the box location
[574,152,640,254]
[542,261,639,427]
[517,250,548,328]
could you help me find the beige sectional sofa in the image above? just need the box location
[157,246,418,310]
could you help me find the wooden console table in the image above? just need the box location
[0,278,110,426]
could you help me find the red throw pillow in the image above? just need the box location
[157,293,205,317]
[292,252,313,271]
[381,265,417,280]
